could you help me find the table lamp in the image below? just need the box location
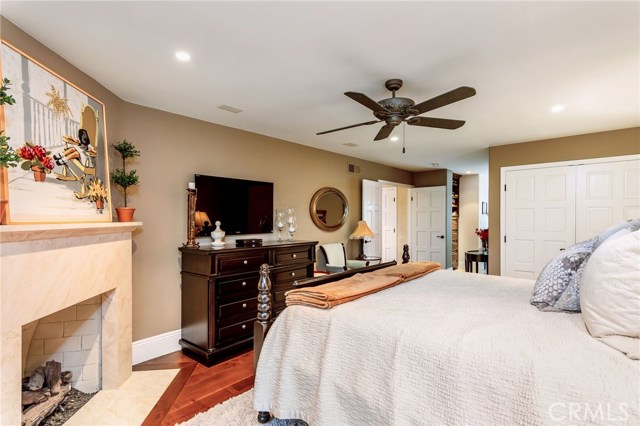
[194,211,211,235]
[349,220,376,260]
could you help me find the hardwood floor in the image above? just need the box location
[134,350,255,426]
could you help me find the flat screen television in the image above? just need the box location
[194,174,273,235]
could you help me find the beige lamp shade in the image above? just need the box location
[194,211,211,228]
[349,220,376,240]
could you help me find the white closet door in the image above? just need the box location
[362,179,383,258]
[576,159,640,241]
[504,166,576,279]
[381,187,397,262]
[410,186,446,264]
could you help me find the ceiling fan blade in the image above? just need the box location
[407,116,466,129]
[374,124,394,141]
[316,120,380,135]
[412,86,476,115]
[345,92,388,113]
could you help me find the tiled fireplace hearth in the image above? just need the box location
[0,222,140,425]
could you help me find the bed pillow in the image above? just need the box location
[580,230,640,359]
[529,237,598,312]
[595,219,640,247]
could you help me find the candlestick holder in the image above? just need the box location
[183,188,200,249]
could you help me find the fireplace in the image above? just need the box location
[0,222,140,425]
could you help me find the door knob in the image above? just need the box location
[437,235,445,239]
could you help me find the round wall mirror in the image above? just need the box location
[309,187,349,232]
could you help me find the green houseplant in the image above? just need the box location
[110,139,140,222]
[0,78,18,223]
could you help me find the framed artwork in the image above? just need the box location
[0,40,111,223]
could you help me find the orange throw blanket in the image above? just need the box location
[370,261,441,280]
[285,262,441,309]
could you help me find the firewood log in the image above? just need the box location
[27,367,45,391]
[61,371,73,384]
[21,390,48,406]
[22,383,70,426]
[44,361,61,395]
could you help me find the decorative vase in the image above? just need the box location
[31,166,46,182]
[116,207,135,222]
[481,239,488,253]
[211,221,226,247]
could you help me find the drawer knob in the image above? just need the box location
[292,254,297,258]
[242,281,247,286]
[243,260,248,265]
[242,303,247,308]
[290,272,296,277]
[242,324,247,329]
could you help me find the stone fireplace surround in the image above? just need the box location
[0,222,140,426]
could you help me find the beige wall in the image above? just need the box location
[488,127,640,275]
[2,18,412,340]
[414,169,447,187]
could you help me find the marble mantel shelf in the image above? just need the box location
[0,221,143,243]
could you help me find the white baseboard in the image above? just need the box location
[132,329,181,365]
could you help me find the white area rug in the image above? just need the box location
[177,390,307,426]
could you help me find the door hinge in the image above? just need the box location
[504,236,507,243]
[411,196,414,201]
[393,228,396,233]
[393,197,396,202]
[504,184,507,191]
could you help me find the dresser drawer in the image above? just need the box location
[218,297,257,319]
[274,266,309,284]
[218,317,254,343]
[274,248,312,265]
[217,275,258,300]
[217,252,268,276]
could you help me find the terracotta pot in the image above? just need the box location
[96,199,105,210]
[116,207,135,222]
[31,166,46,182]
[0,199,7,224]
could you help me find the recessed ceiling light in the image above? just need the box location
[550,104,565,113]
[175,51,191,62]
[431,163,439,167]
[466,171,472,174]
[390,136,399,142]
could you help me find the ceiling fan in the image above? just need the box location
[317,79,476,141]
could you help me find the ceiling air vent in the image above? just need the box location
[217,105,243,113]
[343,142,358,147]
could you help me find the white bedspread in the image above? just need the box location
[254,270,640,425]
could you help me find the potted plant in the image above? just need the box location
[110,139,140,222]
[16,142,55,182]
[0,78,18,222]
[87,178,108,211]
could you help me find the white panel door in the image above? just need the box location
[381,187,397,262]
[362,179,383,258]
[410,187,446,264]
[504,166,576,279]
[576,159,640,241]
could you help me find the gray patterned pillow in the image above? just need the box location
[530,237,598,312]
[595,219,640,248]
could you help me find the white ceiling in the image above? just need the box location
[2,1,638,173]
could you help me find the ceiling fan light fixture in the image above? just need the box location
[551,104,565,113]
[390,136,399,142]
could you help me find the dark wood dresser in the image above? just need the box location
[178,240,317,365]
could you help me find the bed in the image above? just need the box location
[252,242,639,425]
